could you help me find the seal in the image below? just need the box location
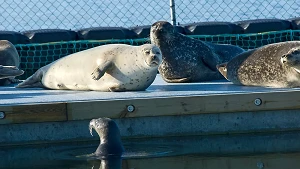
[89,117,124,157]
[0,40,24,85]
[150,21,245,83]
[0,65,24,80]
[217,41,300,88]
[16,44,162,91]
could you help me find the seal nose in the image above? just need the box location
[151,55,157,60]
[150,55,160,65]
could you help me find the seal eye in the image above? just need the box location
[145,50,150,55]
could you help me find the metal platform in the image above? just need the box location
[1,75,300,146]
[1,75,299,106]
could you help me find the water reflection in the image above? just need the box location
[3,131,300,169]
[98,157,122,169]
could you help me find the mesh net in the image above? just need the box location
[16,30,300,79]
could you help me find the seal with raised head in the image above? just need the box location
[89,117,124,157]
[150,21,245,83]
[0,40,24,85]
[217,41,300,88]
[16,44,162,91]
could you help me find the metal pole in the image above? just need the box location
[169,0,176,25]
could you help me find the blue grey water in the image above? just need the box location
[0,0,299,31]
[3,131,300,169]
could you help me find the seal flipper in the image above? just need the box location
[201,52,219,72]
[216,62,229,80]
[0,65,24,79]
[91,60,112,80]
[163,77,190,83]
[16,69,44,88]
[108,86,127,92]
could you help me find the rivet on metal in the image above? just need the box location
[127,105,135,112]
[254,98,262,106]
[0,112,5,119]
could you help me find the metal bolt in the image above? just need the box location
[0,112,5,119]
[127,105,135,112]
[257,162,264,169]
[254,98,262,106]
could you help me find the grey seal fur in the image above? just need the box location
[89,117,124,157]
[16,44,162,91]
[217,41,300,88]
[150,21,245,83]
[0,65,24,80]
[0,40,24,85]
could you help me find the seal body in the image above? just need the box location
[0,40,24,85]
[17,44,162,91]
[217,41,300,88]
[89,118,124,157]
[150,21,245,83]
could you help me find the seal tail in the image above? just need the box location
[216,62,229,80]
[16,70,44,88]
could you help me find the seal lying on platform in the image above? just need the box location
[217,41,300,88]
[0,65,24,80]
[89,117,124,157]
[16,44,162,91]
[150,21,245,83]
[0,40,24,85]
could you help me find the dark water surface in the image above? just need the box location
[2,131,300,169]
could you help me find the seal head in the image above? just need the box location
[281,47,300,73]
[141,45,162,68]
[89,118,124,157]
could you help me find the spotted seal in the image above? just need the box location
[89,117,124,157]
[217,41,300,88]
[150,21,245,83]
[16,44,162,91]
[0,40,24,85]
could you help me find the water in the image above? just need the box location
[0,0,299,31]
[3,131,300,169]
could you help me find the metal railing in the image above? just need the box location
[0,0,299,31]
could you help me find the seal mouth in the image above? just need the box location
[147,56,161,67]
[151,59,160,66]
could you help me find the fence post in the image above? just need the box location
[169,0,176,25]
